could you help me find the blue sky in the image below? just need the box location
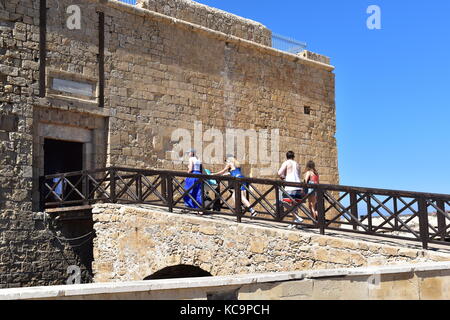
[195,0,450,194]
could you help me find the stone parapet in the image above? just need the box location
[136,0,272,46]
[299,50,331,65]
[92,204,450,283]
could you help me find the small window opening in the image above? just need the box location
[304,106,311,115]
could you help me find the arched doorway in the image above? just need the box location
[144,264,212,280]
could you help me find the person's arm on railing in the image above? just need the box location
[213,164,230,176]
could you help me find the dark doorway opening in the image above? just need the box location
[42,139,83,206]
[44,139,83,175]
[42,139,94,283]
[144,265,212,280]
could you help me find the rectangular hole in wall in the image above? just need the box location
[51,78,94,97]
[304,106,311,115]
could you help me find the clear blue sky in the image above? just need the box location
[196,0,450,194]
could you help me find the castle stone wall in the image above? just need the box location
[0,0,338,287]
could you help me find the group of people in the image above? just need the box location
[183,150,256,216]
[183,150,320,224]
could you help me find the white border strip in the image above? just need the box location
[1,262,450,300]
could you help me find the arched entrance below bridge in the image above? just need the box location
[143,264,212,280]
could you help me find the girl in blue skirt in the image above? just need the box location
[183,150,203,210]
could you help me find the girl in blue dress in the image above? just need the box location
[213,156,257,216]
[183,150,203,210]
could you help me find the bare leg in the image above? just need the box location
[240,190,251,209]
[228,190,255,214]
[309,195,318,220]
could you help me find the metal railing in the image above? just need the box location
[272,33,307,54]
[40,167,450,250]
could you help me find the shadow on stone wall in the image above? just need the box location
[144,264,211,280]
[46,211,95,284]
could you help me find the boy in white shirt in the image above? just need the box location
[278,151,304,228]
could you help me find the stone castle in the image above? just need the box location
[0,0,338,287]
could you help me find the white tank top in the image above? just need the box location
[285,160,301,191]
[190,157,202,172]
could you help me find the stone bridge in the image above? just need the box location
[91,204,450,283]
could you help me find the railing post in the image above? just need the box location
[418,197,429,250]
[367,194,372,233]
[61,174,66,205]
[201,176,205,211]
[234,179,242,223]
[215,183,221,212]
[110,169,116,203]
[161,172,167,202]
[317,188,325,235]
[136,173,142,203]
[350,192,359,231]
[83,171,87,204]
[275,183,282,222]
[393,197,399,231]
[437,200,446,242]
[167,173,173,213]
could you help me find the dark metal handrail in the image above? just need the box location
[40,167,450,250]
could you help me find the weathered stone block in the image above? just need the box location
[369,272,419,300]
[0,115,18,132]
